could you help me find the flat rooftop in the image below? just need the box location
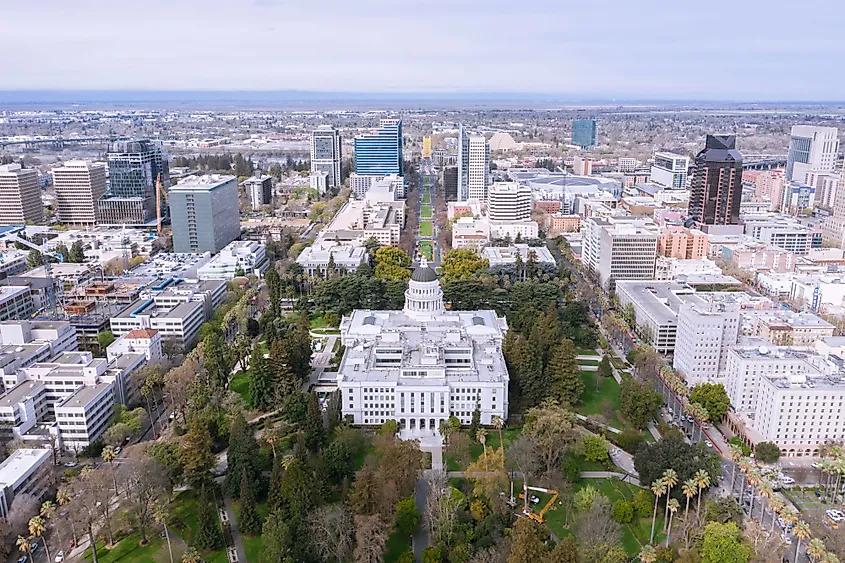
[0,381,46,408]
[0,449,50,487]
[55,382,112,409]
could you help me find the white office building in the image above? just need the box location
[786,125,839,183]
[52,161,107,226]
[650,152,689,189]
[296,240,368,276]
[0,321,79,381]
[106,328,162,363]
[487,182,532,222]
[0,449,52,518]
[595,220,659,290]
[55,382,115,449]
[672,295,741,384]
[467,135,490,201]
[337,259,509,435]
[196,240,269,280]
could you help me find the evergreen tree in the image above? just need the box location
[225,412,262,498]
[55,243,70,262]
[469,402,481,436]
[238,469,262,535]
[518,333,548,408]
[262,510,293,563]
[268,453,285,513]
[196,489,223,550]
[278,458,314,525]
[180,421,214,489]
[547,339,584,407]
[249,343,272,410]
[27,249,43,269]
[68,241,85,263]
[303,392,325,451]
[269,339,296,404]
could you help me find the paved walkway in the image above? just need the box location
[222,494,247,563]
[580,471,641,486]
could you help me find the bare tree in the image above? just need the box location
[446,432,472,469]
[308,504,355,563]
[575,496,621,547]
[743,519,786,563]
[121,453,169,545]
[424,472,462,547]
[5,494,39,538]
[352,514,387,563]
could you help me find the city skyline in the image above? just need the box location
[1,0,844,101]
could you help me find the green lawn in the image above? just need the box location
[384,529,413,563]
[578,359,600,367]
[420,205,432,219]
[543,478,665,556]
[419,221,433,237]
[421,194,431,204]
[419,241,434,260]
[230,370,251,407]
[84,533,175,563]
[170,490,227,563]
[577,370,625,431]
[234,501,271,562]
[309,314,334,329]
[576,348,600,356]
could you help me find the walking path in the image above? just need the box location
[222,494,247,563]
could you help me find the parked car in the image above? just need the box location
[63,461,77,468]
[113,446,122,455]
[17,556,27,563]
[55,551,65,562]
[779,476,796,485]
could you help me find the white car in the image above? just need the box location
[779,476,795,485]
[781,535,792,545]
[55,551,64,562]
[113,446,122,455]
[825,509,845,522]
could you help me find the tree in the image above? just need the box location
[395,496,421,536]
[523,400,576,475]
[350,466,380,515]
[303,391,325,450]
[441,249,489,281]
[689,383,730,421]
[793,521,811,563]
[28,516,49,562]
[662,468,678,530]
[507,518,550,563]
[650,479,666,544]
[575,485,602,512]
[16,536,32,563]
[353,514,387,563]
[196,489,223,550]
[225,412,262,498]
[249,343,272,410]
[517,335,547,407]
[27,249,43,269]
[640,545,658,563]
[546,339,584,407]
[55,243,70,262]
[632,489,654,517]
[262,510,294,563]
[68,241,85,263]
[596,355,613,391]
[619,376,662,429]
[374,246,412,281]
[122,454,169,545]
[238,470,262,535]
[548,535,580,563]
[182,548,202,563]
[582,434,610,464]
[755,441,781,463]
[97,330,116,350]
[701,522,749,563]
[154,503,174,563]
[611,500,633,523]
[324,438,355,484]
[665,498,679,546]
[806,539,826,563]
[180,421,214,489]
[308,505,354,563]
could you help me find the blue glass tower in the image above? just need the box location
[354,119,403,176]
[572,119,597,148]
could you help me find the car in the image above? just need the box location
[705,441,714,448]
[781,535,792,545]
[63,461,77,468]
[55,551,65,562]
[113,446,122,455]
[31,541,39,552]
[779,476,796,485]
[825,509,845,523]
[17,556,27,563]
[169,412,176,421]
[814,489,823,498]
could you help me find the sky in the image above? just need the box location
[2,0,845,101]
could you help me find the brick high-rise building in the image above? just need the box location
[52,161,107,226]
[688,135,743,226]
[0,164,42,225]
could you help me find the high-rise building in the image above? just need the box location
[687,135,743,226]
[572,119,597,148]
[0,164,42,225]
[457,124,470,201]
[650,151,689,189]
[52,161,107,226]
[573,156,593,176]
[354,119,402,176]
[488,182,532,222]
[672,296,740,384]
[311,125,342,189]
[786,125,839,183]
[244,175,272,210]
[442,166,458,201]
[169,175,240,253]
[586,218,658,290]
[422,136,432,159]
[98,140,169,226]
[467,135,490,201]
[657,226,709,259]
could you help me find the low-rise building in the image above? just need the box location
[55,382,115,449]
[741,310,835,346]
[0,321,78,381]
[0,449,52,518]
[546,214,581,235]
[482,244,557,276]
[196,241,269,280]
[654,258,722,281]
[0,286,34,321]
[296,241,369,276]
[106,328,162,363]
[615,281,696,354]
[452,217,489,250]
[657,226,709,259]
[721,242,797,273]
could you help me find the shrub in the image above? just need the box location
[617,429,646,454]
[561,452,580,483]
[583,434,611,464]
[611,499,634,523]
[632,489,654,516]
[755,442,781,463]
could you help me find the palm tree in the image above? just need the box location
[40,501,56,520]
[154,502,174,563]
[439,419,455,447]
[662,469,678,531]
[832,458,845,505]
[477,429,488,471]
[824,552,840,563]
[491,416,504,451]
[793,520,811,563]
[639,544,657,563]
[738,457,752,504]
[728,445,743,494]
[693,469,711,517]
[16,536,32,563]
[768,497,784,533]
[182,547,202,563]
[650,479,666,544]
[102,445,119,493]
[665,498,679,547]
[28,517,49,562]
[807,538,827,562]
[681,479,696,517]
[758,482,773,522]
[747,469,761,520]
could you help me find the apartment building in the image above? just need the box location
[672,295,741,384]
[0,449,52,518]
[0,164,43,225]
[106,328,162,363]
[657,226,709,259]
[244,175,272,210]
[688,135,743,226]
[467,135,490,201]
[52,160,107,226]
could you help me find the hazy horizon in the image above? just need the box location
[3,0,844,101]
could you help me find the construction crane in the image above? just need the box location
[155,173,170,234]
[518,483,559,524]
[0,226,62,316]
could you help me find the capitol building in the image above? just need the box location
[337,258,510,436]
